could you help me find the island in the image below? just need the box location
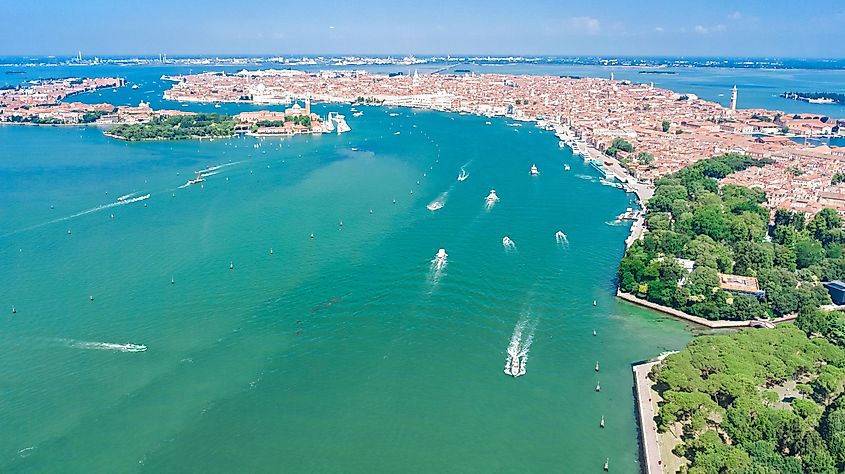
[781,92,845,105]
[618,153,838,324]
[639,314,845,473]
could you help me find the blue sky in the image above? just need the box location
[3,0,844,57]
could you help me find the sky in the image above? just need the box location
[3,0,844,57]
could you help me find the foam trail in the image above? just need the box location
[59,338,147,353]
[2,194,151,237]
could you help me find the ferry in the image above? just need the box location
[426,201,444,212]
[486,189,499,203]
[530,164,540,176]
[504,353,526,377]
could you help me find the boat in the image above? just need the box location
[600,416,605,428]
[559,140,566,148]
[214,103,221,108]
[502,236,514,247]
[595,361,600,372]
[486,189,499,203]
[117,193,134,201]
[433,248,448,270]
[352,111,363,117]
[131,84,139,89]
[389,112,399,117]
[180,176,205,188]
[457,168,469,181]
[503,353,527,377]
[195,165,221,175]
[564,164,571,171]
[485,121,492,125]
[426,201,444,212]
[530,164,540,176]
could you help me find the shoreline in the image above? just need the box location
[617,290,797,329]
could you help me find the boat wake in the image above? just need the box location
[504,314,538,378]
[2,193,152,237]
[426,192,448,212]
[428,248,448,284]
[60,338,147,353]
[457,166,469,182]
[575,174,596,182]
[605,219,626,226]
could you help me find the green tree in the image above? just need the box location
[662,119,671,132]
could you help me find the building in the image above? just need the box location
[824,280,845,305]
[718,273,765,298]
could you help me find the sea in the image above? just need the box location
[0,60,842,472]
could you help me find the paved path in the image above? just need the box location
[633,361,662,474]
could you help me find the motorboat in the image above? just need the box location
[131,84,139,89]
[504,353,527,377]
[530,164,540,176]
[352,111,363,117]
[426,201,444,212]
[486,189,499,203]
[457,168,469,181]
[181,176,205,188]
[564,164,571,171]
[502,236,514,247]
[117,193,134,202]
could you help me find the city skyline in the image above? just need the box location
[4,0,845,57]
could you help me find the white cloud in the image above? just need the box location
[728,11,742,21]
[566,16,601,35]
[654,26,664,33]
[694,24,726,34]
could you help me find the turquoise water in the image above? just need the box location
[1,104,692,472]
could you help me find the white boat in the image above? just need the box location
[131,84,139,90]
[352,111,363,117]
[504,353,527,377]
[426,201,444,212]
[564,164,571,171]
[502,236,514,247]
[389,112,399,117]
[486,189,499,203]
[117,193,134,202]
[457,169,469,182]
[485,121,492,125]
[559,140,565,148]
[530,164,540,176]
[433,248,448,269]
[214,104,221,108]
[195,165,221,175]
[180,176,204,188]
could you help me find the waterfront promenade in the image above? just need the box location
[633,360,663,474]
[617,291,798,328]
